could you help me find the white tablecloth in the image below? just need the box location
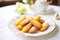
[0,5,60,40]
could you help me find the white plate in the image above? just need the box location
[8,15,56,37]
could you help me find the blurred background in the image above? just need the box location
[0,0,60,7]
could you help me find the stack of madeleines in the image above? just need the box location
[15,16,49,33]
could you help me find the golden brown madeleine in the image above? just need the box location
[39,19,44,24]
[40,22,49,31]
[17,25,23,30]
[29,26,38,33]
[25,16,31,19]
[15,16,26,26]
[30,18,42,29]
[22,23,32,32]
[19,19,30,26]
[33,15,41,21]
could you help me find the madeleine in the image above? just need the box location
[15,16,26,26]
[39,19,44,24]
[34,15,41,21]
[30,18,42,29]
[22,23,32,32]
[19,19,30,26]
[40,22,49,31]
[17,25,23,30]
[29,26,38,33]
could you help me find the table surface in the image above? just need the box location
[0,5,60,40]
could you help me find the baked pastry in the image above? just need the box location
[40,22,49,31]
[39,19,44,24]
[17,25,23,30]
[22,23,32,32]
[15,16,26,26]
[15,16,49,33]
[29,26,38,33]
[19,19,30,26]
[30,18,42,29]
[33,15,41,21]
